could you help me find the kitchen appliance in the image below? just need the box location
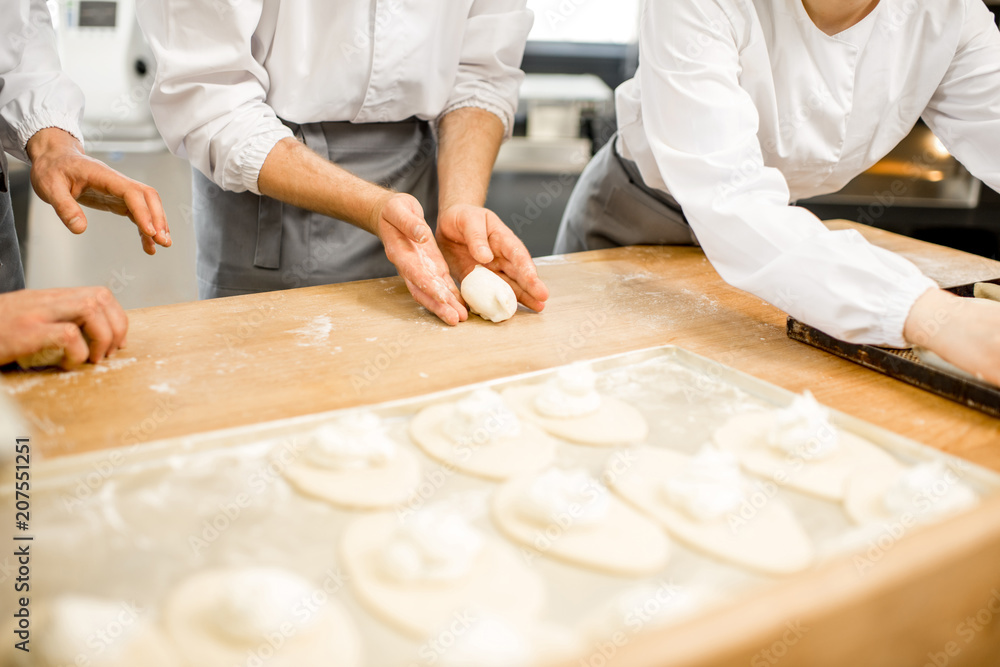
[53,0,161,151]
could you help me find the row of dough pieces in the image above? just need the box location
[17,364,979,667]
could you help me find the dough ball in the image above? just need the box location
[341,508,546,638]
[17,347,65,370]
[14,595,178,667]
[492,468,670,576]
[282,411,422,509]
[973,282,1000,302]
[409,390,557,481]
[714,396,900,502]
[163,566,362,667]
[461,266,517,323]
[606,446,814,576]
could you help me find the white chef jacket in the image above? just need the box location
[137,1,533,196]
[0,0,84,169]
[618,0,1000,347]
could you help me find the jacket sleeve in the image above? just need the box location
[921,0,1000,194]
[439,0,533,139]
[633,0,936,347]
[136,0,294,194]
[0,0,85,162]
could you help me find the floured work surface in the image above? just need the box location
[3,346,999,667]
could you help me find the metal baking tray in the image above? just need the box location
[786,282,1000,418]
[3,345,999,666]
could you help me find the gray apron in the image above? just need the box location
[192,118,438,298]
[0,187,25,293]
[554,135,697,254]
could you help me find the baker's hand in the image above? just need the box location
[373,193,468,326]
[26,127,170,255]
[904,288,1000,386]
[436,204,549,312]
[0,287,128,370]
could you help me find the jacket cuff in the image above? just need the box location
[438,98,513,140]
[15,110,85,161]
[229,127,295,195]
[880,274,939,348]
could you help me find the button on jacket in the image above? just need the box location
[617,0,1000,346]
[137,1,533,196]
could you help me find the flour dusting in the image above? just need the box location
[290,316,334,347]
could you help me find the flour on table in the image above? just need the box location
[290,315,334,346]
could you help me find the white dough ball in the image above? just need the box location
[461,266,517,323]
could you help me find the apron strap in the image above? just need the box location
[253,195,283,269]
[253,122,330,269]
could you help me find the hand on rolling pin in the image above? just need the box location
[0,287,128,369]
[904,288,1000,386]
[25,127,170,255]
[435,203,549,313]
[372,192,468,326]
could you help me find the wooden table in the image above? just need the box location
[4,221,999,467]
[4,221,1000,667]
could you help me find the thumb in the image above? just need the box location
[462,210,494,264]
[387,198,431,244]
[49,188,89,234]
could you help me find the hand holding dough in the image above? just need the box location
[17,346,65,370]
[461,266,518,323]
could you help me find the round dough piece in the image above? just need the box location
[844,462,979,526]
[607,447,814,576]
[501,385,648,446]
[282,415,422,509]
[9,595,178,667]
[714,411,901,502]
[283,445,421,509]
[409,402,557,481]
[341,512,546,638]
[491,471,670,576]
[164,567,363,667]
[461,266,518,323]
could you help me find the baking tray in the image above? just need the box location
[2,345,999,666]
[786,281,1000,418]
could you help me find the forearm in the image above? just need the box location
[256,137,393,236]
[436,107,505,210]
